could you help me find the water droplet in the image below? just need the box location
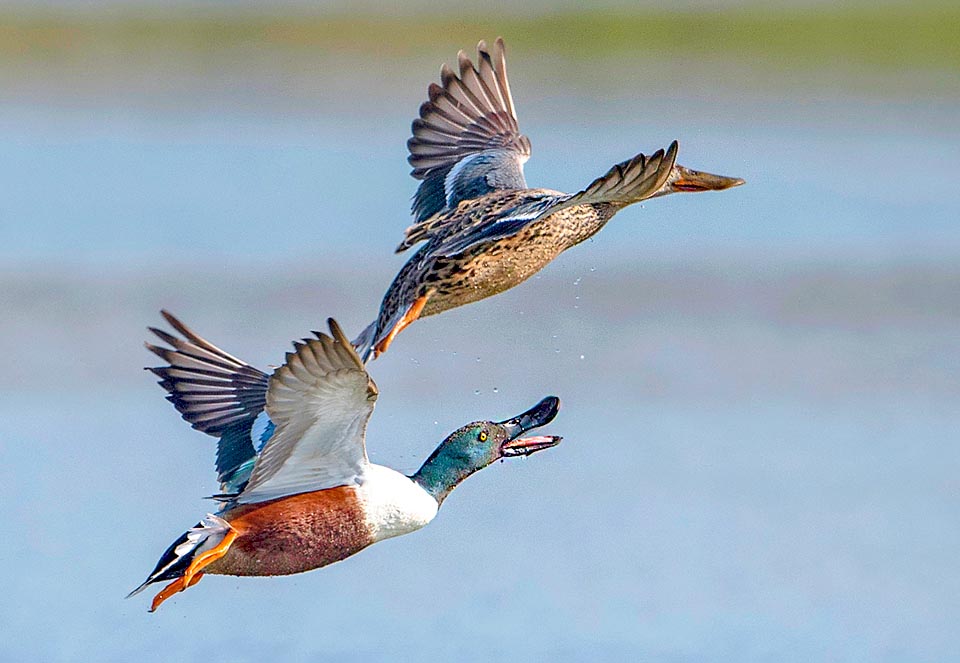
[573,277,581,286]
[589,267,596,272]
[433,421,438,425]
[554,348,560,354]
[475,357,481,363]
[493,387,499,393]
[579,354,585,360]
[474,389,481,395]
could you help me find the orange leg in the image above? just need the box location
[374,294,429,358]
[149,572,204,612]
[149,528,238,612]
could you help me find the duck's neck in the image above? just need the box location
[411,446,473,507]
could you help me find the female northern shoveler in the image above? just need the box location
[353,37,744,360]
[128,311,561,612]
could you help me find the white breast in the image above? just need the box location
[357,464,439,543]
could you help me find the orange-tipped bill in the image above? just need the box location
[671,165,745,192]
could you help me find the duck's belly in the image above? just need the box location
[206,467,437,577]
[423,227,568,316]
[422,206,609,317]
[207,487,374,577]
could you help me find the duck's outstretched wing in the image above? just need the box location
[430,142,679,259]
[146,311,271,492]
[405,37,531,230]
[236,319,378,504]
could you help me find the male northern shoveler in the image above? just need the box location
[129,311,561,612]
[353,37,744,360]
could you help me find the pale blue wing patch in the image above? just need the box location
[408,38,531,224]
[251,410,275,452]
[210,412,276,496]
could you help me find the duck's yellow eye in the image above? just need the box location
[478,430,488,442]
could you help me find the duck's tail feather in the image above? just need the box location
[126,514,232,598]
[351,321,378,365]
[127,514,236,612]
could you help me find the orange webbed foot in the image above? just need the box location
[373,294,429,358]
[148,526,237,612]
[150,572,205,612]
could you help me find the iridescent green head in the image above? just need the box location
[412,396,562,505]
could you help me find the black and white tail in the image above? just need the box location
[126,514,232,602]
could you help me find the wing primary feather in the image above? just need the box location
[159,310,249,366]
[145,311,270,486]
[491,37,517,119]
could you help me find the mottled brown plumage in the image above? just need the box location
[395,188,620,318]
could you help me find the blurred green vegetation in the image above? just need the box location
[1,6,957,69]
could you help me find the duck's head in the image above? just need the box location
[651,164,745,198]
[455,395,562,463]
[412,396,562,504]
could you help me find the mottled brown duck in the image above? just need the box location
[354,38,743,360]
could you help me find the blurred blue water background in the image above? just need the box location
[0,4,958,661]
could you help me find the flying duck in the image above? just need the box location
[129,311,561,611]
[353,37,743,360]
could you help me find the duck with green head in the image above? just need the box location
[129,312,561,612]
